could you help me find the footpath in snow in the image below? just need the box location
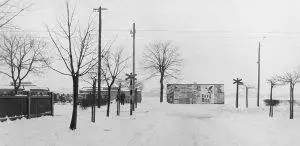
[0,97,300,146]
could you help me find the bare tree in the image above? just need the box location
[275,71,300,119]
[102,48,128,117]
[142,40,183,103]
[0,0,31,29]
[0,33,48,93]
[266,77,280,117]
[46,2,97,130]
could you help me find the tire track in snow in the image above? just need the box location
[126,124,156,146]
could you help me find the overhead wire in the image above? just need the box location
[1,28,300,40]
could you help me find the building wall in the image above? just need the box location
[167,84,224,104]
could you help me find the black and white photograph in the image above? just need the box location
[1,0,300,145]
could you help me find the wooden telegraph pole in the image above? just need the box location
[93,6,107,108]
[130,23,137,109]
[233,78,243,108]
[257,42,261,107]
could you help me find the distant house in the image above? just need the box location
[0,82,50,96]
[166,84,225,104]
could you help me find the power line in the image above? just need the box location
[3,29,300,40]
[5,28,300,34]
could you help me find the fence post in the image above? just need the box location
[50,92,54,116]
[27,93,31,119]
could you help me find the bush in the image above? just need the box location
[53,93,73,103]
[264,99,280,106]
[80,97,93,110]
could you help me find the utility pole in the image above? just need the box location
[93,6,107,108]
[257,42,261,107]
[130,23,137,108]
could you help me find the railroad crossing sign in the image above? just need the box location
[233,78,243,108]
[125,73,137,81]
[233,78,243,85]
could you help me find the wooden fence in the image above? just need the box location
[0,93,53,121]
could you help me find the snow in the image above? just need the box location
[1,97,300,146]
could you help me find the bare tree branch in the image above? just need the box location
[275,71,300,86]
[0,32,49,92]
[0,0,32,29]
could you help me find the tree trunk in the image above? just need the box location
[135,88,138,108]
[290,84,294,119]
[245,88,248,108]
[269,85,273,117]
[13,80,18,95]
[106,86,111,117]
[69,76,79,130]
[117,85,120,116]
[14,86,18,95]
[292,86,294,119]
[159,75,164,103]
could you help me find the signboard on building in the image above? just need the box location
[166,84,224,104]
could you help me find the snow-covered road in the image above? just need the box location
[1,97,300,146]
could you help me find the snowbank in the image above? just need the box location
[0,97,299,146]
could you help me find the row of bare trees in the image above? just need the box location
[46,2,130,130]
[0,1,128,130]
[0,0,183,130]
[236,71,300,119]
[267,71,300,119]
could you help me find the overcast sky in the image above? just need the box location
[1,0,300,96]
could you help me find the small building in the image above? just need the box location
[167,84,225,104]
